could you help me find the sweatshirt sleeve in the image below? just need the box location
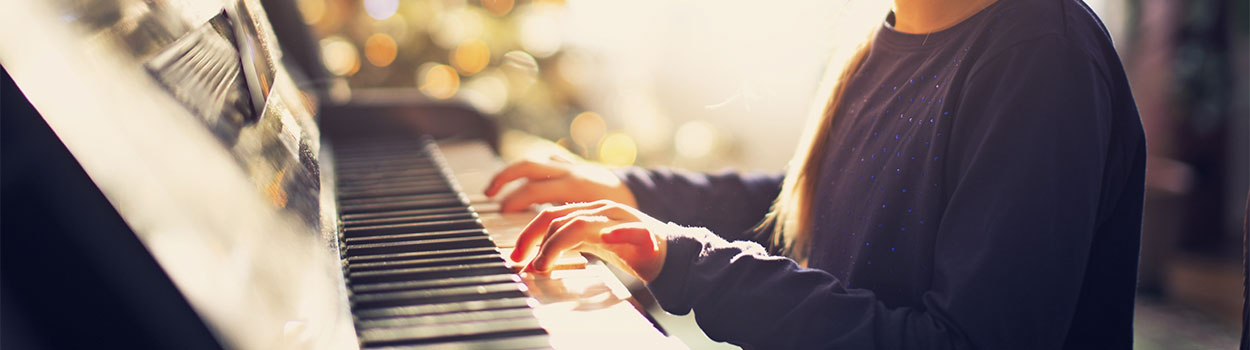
[645,36,1120,349]
[616,167,783,243]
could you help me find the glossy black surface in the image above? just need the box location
[0,0,356,347]
[1,67,221,350]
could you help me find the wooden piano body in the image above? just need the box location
[0,0,685,348]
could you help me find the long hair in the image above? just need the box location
[758,4,886,264]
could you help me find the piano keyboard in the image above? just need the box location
[333,137,552,349]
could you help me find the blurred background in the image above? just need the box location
[293,0,1247,348]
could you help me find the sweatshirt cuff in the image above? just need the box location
[645,223,718,315]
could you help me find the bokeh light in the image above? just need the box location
[417,63,460,99]
[517,4,564,58]
[612,92,671,155]
[674,120,719,159]
[461,70,510,114]
[598,133,637,166]
[554,49,593,90]
[363,0,399,20]
[500,50,539,92]
[482,0,514,16]
[569,112,606,150]
[397,0,435,34]
[451,39,491,75]
[430,9,484,49]
[364,33,398,67]
[296,0,325,25]
[319,36,360,76]
[371,14,412,45]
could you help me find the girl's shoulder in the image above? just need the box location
[962,0,1122,82]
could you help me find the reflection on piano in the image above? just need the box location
[0,0,685,348]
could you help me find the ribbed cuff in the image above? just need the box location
[644,223,714,315]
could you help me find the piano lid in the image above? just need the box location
[0,0,353,348]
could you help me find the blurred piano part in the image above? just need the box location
[0,0,683,349]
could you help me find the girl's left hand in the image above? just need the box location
[510,200,668,282]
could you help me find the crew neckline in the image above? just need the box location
[876,1,1004,51]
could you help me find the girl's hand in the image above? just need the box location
[510,200,667,282]
[484,156,638,213]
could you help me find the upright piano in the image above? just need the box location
[0,0,687,348]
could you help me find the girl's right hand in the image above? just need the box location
[509,200,668,282]
[483,156,638,213]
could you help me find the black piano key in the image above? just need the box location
[334,142,428,151]
[337,173,446,184]
[340,198,467,215]
[337,168,444,182]
[333,150,432,164]
[336,157,434,168]
[338,186,456,199]
[342,212,477,228]
[343,228,483,243]
[336,183,456,200]
[339,193,466,208]
[358,316,546,347]
[339,195,467,215]
[333,141,427,150]
[334,138,553,349]
[351,282,526,309]
[338,186,455,201]
[351,274,520,294]
[347,253,503,273]
[336,160,439,170]
[336,176,448,189]
[335,158,436,170]
[344,222,484,240]
[353,297,533,320]
[346,246,500,266]
[347,261,511,284]
[336,157,436,168]
[336,152,431,161]
[344,234,495,256]
[338,173,448,187]
[341,207,470,222]
[356,308,537,330]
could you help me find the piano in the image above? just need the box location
[0,0,689,348]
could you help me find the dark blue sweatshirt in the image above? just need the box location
[617,0,1146,348]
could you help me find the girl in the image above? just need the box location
[486,0,1145,348]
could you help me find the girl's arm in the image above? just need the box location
[645,35,1140,349]
[616,167,783,243]
[484,155,783,244]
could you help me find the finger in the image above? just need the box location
[511,202,603,263]
[497,180,574,213]
[576,203,634,221]
[545,206,631,237]
[601,223,660,253]
[531,216,607,272]
[510,201,611,263]
[548,154,575,164]
[484,160,569,197]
